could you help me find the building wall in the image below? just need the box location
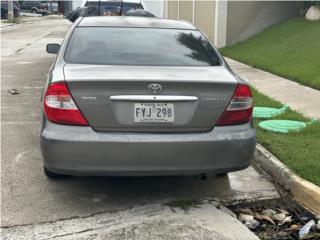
[167,0,216,43]
[194,0,215,43]
[226,1,299,46]
[179,0,193,23]
[168,0,178,19]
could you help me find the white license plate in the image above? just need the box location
[134,103,175,123]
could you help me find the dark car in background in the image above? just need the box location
[67,0,146,22]
[1,1,20,19]
[19,0,49,15]
[81,0,145,15]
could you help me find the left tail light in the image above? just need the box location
[44,82,88,126]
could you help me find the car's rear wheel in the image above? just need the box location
[44,167,66,179]
[31,9,37,14]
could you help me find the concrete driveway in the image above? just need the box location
[1,17,279,239]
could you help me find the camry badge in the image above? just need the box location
[147,84,162,94]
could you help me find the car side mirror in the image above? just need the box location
[46,43,60,54]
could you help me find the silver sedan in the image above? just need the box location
[41,16,256,178]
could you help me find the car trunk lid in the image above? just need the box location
[63,64,237,132]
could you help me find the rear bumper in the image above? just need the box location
[40,120,256,176]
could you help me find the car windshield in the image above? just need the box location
[65,27,221,66]
[84,1,143,15]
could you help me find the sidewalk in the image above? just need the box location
[2,203,260,240]
[226,58,320,120]
[0,15,62,31]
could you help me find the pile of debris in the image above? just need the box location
[230,206,320,240]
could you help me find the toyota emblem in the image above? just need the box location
[147,84,162,94]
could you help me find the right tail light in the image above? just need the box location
[216,83,253,126]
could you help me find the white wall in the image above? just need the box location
[144,0,165,18]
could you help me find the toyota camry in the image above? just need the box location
[41,16,256,178]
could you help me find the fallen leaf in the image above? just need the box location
[254,212,263,220]
[261,209,276,217]
[273,213,286,222]
[285,224,300,231]
[278,209,289,215]
[260,214,276,225]
[279,216,292,225]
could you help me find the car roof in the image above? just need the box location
[78,16,197,30]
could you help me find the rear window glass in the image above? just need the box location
[65,27,221,66]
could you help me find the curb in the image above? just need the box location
[253,144,320,215]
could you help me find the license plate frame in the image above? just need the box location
[134,102,175,123]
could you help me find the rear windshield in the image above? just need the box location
[65,27,221,66]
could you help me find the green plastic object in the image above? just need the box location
[258,119,317,133]
[253,105,288,119]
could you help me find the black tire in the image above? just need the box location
[44,167,66,179]
[31,9,37,14]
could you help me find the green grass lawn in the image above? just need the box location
[221,17,320,90]
[252,88,320,186]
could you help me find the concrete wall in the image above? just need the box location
[179,0,193,23]
[226,1,299,46]
[167,0,216,43]
[194,0,215,43]
[168,0,178,19]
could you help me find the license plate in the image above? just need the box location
[134,103,174,123]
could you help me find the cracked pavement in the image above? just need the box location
[1,17,279,239]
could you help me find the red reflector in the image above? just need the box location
[216,84,253,126]
[44,82,88,126]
